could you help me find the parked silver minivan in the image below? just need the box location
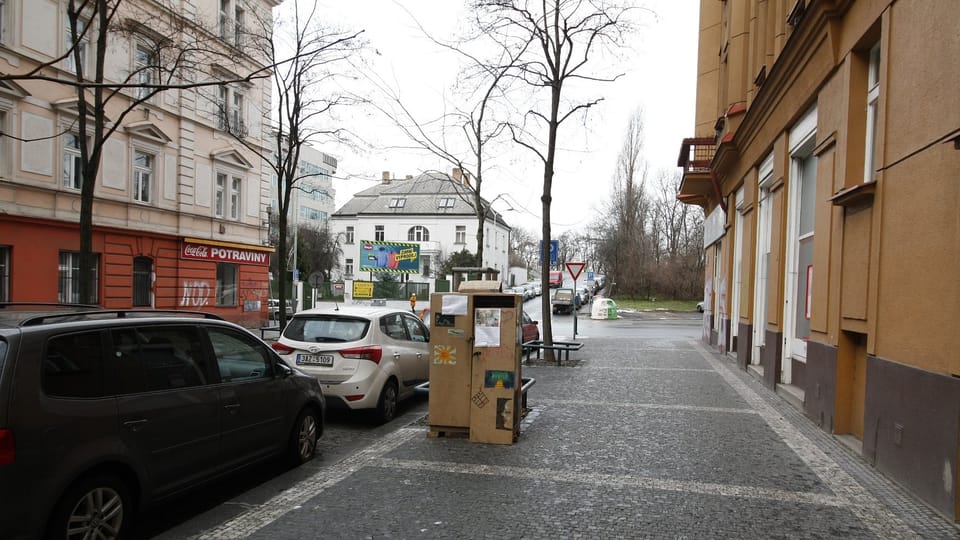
[0,305,325,540]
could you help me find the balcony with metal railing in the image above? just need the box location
[676,137,716,207]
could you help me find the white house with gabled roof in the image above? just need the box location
[330,169,511,294]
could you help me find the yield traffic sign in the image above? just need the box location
[565,262,586,281]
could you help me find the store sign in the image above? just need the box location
[181,242,270,266]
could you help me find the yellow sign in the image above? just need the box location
[353,281,374,298]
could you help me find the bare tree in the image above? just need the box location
[231,2,363,328]
[472,0,637,356]
[0,0,276,303]
[358,10,530,265]
[606,110,651,296]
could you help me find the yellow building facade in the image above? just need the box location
[678,0,960,519]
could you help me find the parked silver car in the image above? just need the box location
[272,306,430,424]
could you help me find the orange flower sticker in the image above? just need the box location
[433,345,456,365]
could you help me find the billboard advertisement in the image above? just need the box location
[358,240,421,273]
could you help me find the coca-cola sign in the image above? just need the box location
[181,242,270,266]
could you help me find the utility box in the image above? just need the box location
[428,289,522,444]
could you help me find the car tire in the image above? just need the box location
[375,379,399,424]
[47,473,131,540]
[287,407,320,466]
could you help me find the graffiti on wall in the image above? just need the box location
[180,280,212,307]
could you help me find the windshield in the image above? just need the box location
[283,315,370,343]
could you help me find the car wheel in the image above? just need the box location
[287,407,320,466]
[375,379,399,424]
[47,474,131,540]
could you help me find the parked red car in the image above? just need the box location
[548,271,563,288]
[521,311,540,343]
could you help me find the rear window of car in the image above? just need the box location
[284,316,370,343]
[44,331,106,398]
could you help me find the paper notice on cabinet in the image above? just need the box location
[474,308,501,347]
[441,294,468,315]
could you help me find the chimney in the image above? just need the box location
[452,167,462,183]
[381,171,391,184]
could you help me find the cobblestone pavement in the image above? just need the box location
[184,337,960,539]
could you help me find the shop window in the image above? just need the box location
[0,246,8,302]
[132,256,152,307]
[58,251,99,303]
[216,263,237,306]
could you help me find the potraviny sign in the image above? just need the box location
[180,240,271,266]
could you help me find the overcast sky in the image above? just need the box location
[293,0,699,235]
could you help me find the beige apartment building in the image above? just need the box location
[0,0,280,327]
[677,0,960,519]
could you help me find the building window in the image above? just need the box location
[408,226,429,242]
[132,256,152,307]
[217,85,246,137]
[219,0,230,40]
[216,263,237,306]
[216,172,241,219]
[345,226,354,244]
[215,173,226,217]
[455,225,466,244]
[345,258,354,276]
[234,5,244,47]
[63,133,82,190]
[134,43,156,101]
[375,225,384,241]
[389,198,406,208]
[438,197,455,209]
[64,17,89,74]
[0,246,9,302]
[230,176,241,220]
[58,251,99,303]
[421,254,431,276]
[0,0,7,44]
[132,150,154,203]
[864,43,880,182]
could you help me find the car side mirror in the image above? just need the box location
[276,360,293,378]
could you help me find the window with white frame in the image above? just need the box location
[389,198,406,208]
[374,225,384,241]
[218,0,230,40]
[438,197,455,209]
[63,16,89,74]
[134,42,156,101]
[864,43,880,182]
[216,85,246,136]
[0,246,9,302]
[345,226,354,244]
[0,0,7,44]
[215,172,242,219]
[344,258,354,276]
[408,226,429,242]
[234,5,244,48]
[132,150,154,203]
[455,225,466,244]
[230,176,241,220]
[58,251,99,303]
[63,133,82,190]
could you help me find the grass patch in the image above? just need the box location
[610,298,700,312]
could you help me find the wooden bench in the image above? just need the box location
[522,340,583,365]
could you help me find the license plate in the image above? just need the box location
[297,354,334,366]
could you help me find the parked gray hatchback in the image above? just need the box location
[0,305,325,540]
